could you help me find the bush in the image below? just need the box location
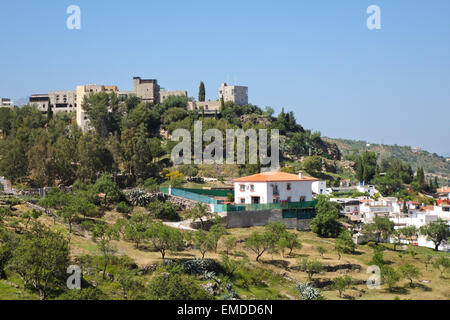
[296,282,323,300]
[147,272,214,300]
[116,202,131,215]
[80,220,96,232]
[126,189,152,207]
[147,201,180,221]
[183,259,223,276]
[57,287,107,300]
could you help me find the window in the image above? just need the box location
[250,184,254,192]
[240,185,245,192]
[240,198,245,204]
[300,196,306,202]
[273,198,280,203]
[287,183,291,191]
[287,197,292,203]
[273,185,279,195]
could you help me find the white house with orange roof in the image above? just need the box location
[233,171,318,205]
[437,186,450,200]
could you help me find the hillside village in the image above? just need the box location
[0,77,449,301]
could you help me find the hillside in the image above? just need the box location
[324,137,450,183]
[1,198,449,300]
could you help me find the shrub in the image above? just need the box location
[126,189,152,207]
[146,272,214,300]
[296,282,323,300]
[147,201,180,221]
[183,259,223,276]
[116,202,131,215]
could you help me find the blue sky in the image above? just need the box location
[1,0,449,156]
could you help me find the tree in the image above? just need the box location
[7,224,70,300]
[186,203,214,230]
[414,167,426,191]
[92,223,120,279]
[393,226,417,251]
[223,236,237,256]
[402,201,408,214]
[424,254,433,271]
[302,156,322,174]
[46,102,53,122]
[147,222,184,260]
[316,246,327,258]
[363,216,394,244]
[369,246,385,267]
[245,231,272,262]
[22,209,42,230]
[193,230,214,259]
[147,201,180,221]
[198,82,206,102]
[0,228,15,280]
[433,255,450,277]
[311,197,342,238]
[355,151,378,184]
[334,230,356,261]
[0,139,28,184]
[77,132,114,182]
[381,265,401,292]
[58,199,80,234]
[82,92,120,137]
[420,219,450,251]
[299,258,323,281]
[94,173,121,207]
[399,263,421,287]
[124,211,151,249]
[332,275,352,298]
[278,231,302,256]
[208,223,227,253]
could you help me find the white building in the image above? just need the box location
[360,199,396,223]
[233,171,318,205]
[357,184,378,197]
[312,180,327,195]
[437,186,450,200]
[0,98,13,108]
[330,198,361,215]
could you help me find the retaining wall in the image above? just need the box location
[224,209,313,231]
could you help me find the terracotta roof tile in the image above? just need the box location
[233,171,319,183]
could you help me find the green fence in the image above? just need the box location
[160,187,169,194]
[224,200,318,212]
[179,188,232,197]
[282,210,316,220]
[160,187,231,198]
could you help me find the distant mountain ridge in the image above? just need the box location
[324,137,450,183]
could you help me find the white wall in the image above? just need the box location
[234,181,313,204]
[312,181,327,195]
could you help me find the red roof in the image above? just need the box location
[437,186,450,194]
[233,171,319,183]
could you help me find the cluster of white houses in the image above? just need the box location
[230,171,449,251]
[331,185,450,251]
[26,77,249,132]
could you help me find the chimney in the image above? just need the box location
[298,172,303,180]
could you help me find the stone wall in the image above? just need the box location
[224,209,312,231]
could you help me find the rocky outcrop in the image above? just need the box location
[166,195,198,211]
